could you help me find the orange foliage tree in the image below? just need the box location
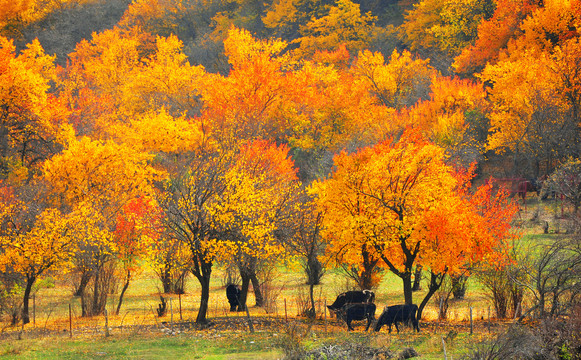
[113,196,163,314]
[312,130,518,316]
[395,76,490,166]
[199,27,292,147]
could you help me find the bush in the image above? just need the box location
[462,316,581,360]
[275,322,311,360]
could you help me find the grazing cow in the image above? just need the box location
[516,179,540,200]
[327,290,375,316]
[374,304,420,333]
[226,284,241,312]
[337,303,376,331]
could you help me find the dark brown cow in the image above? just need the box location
[327,290,375,315]
[337,303,376,331]
[374,304,420,333]
[226,284,241,311]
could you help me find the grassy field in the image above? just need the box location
[0,197,573,359]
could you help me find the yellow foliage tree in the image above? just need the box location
[217,140,299,308]
[292,0,376,59]
[401,0,495,54]
[60,28,205,142]
[312,130,517,312]
[0,188,76,324]
[42,137,159,315]
[0,36,70,178]
[352,49,435,109]
[479,50,577,175]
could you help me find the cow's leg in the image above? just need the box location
[365,315,372,331]
[413,318,420,332]
[388,323,392,333]
[394,321,400,333]
[346,319,354,331]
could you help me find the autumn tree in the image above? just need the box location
[479,50,579,177]
[152,233,191,294]
[0,183,75,324]
[292,0,377,59]
[313,130,518,312]
[0,0,77,38]
[157,151,230,324]
[515,237,581,319]
[395,76,490,166]
[542,158,581,213]
[352,49,435,110]
[59,28,205,140]
[43,137,158,315]
[453,0,540,74]
[284,190,326,287]
[401,0,495,55]
[216,140,299,309]
[474,0,581,176]
[199,27,293,147]
[113,196,163,314]
[0,37,69,179]
[262,0,329,41]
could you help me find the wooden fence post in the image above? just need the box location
[170,297,174,333]
[469,307,473,335]
[32,295,36,327]
[179,293,183,322]
[69,304,72,338]
[104,309,110,337]
[284,299,288,323]
[324,299,327,334]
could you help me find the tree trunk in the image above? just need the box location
[74,271,92,297]
[417,271,446,320]
[21,275,35,325]
[403,271,414,305]
[307,281,316,319]
[238,271,250,311]
[306,255,323,286]
[190,257,212,324]
[412,265,422,291]
[250,271,264,307]
[91,268,101,316]
[116,270,131,315]
[360,245,380,290]
[196,276,210,324]
[161,262,172,294]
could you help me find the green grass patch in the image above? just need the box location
[0,332,283,360]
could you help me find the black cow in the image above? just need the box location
[226,284,241,312]
[327,290,375,315]
[337,303,376,331]
[374,304,420,333]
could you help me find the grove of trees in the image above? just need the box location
[0,0,580,334]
